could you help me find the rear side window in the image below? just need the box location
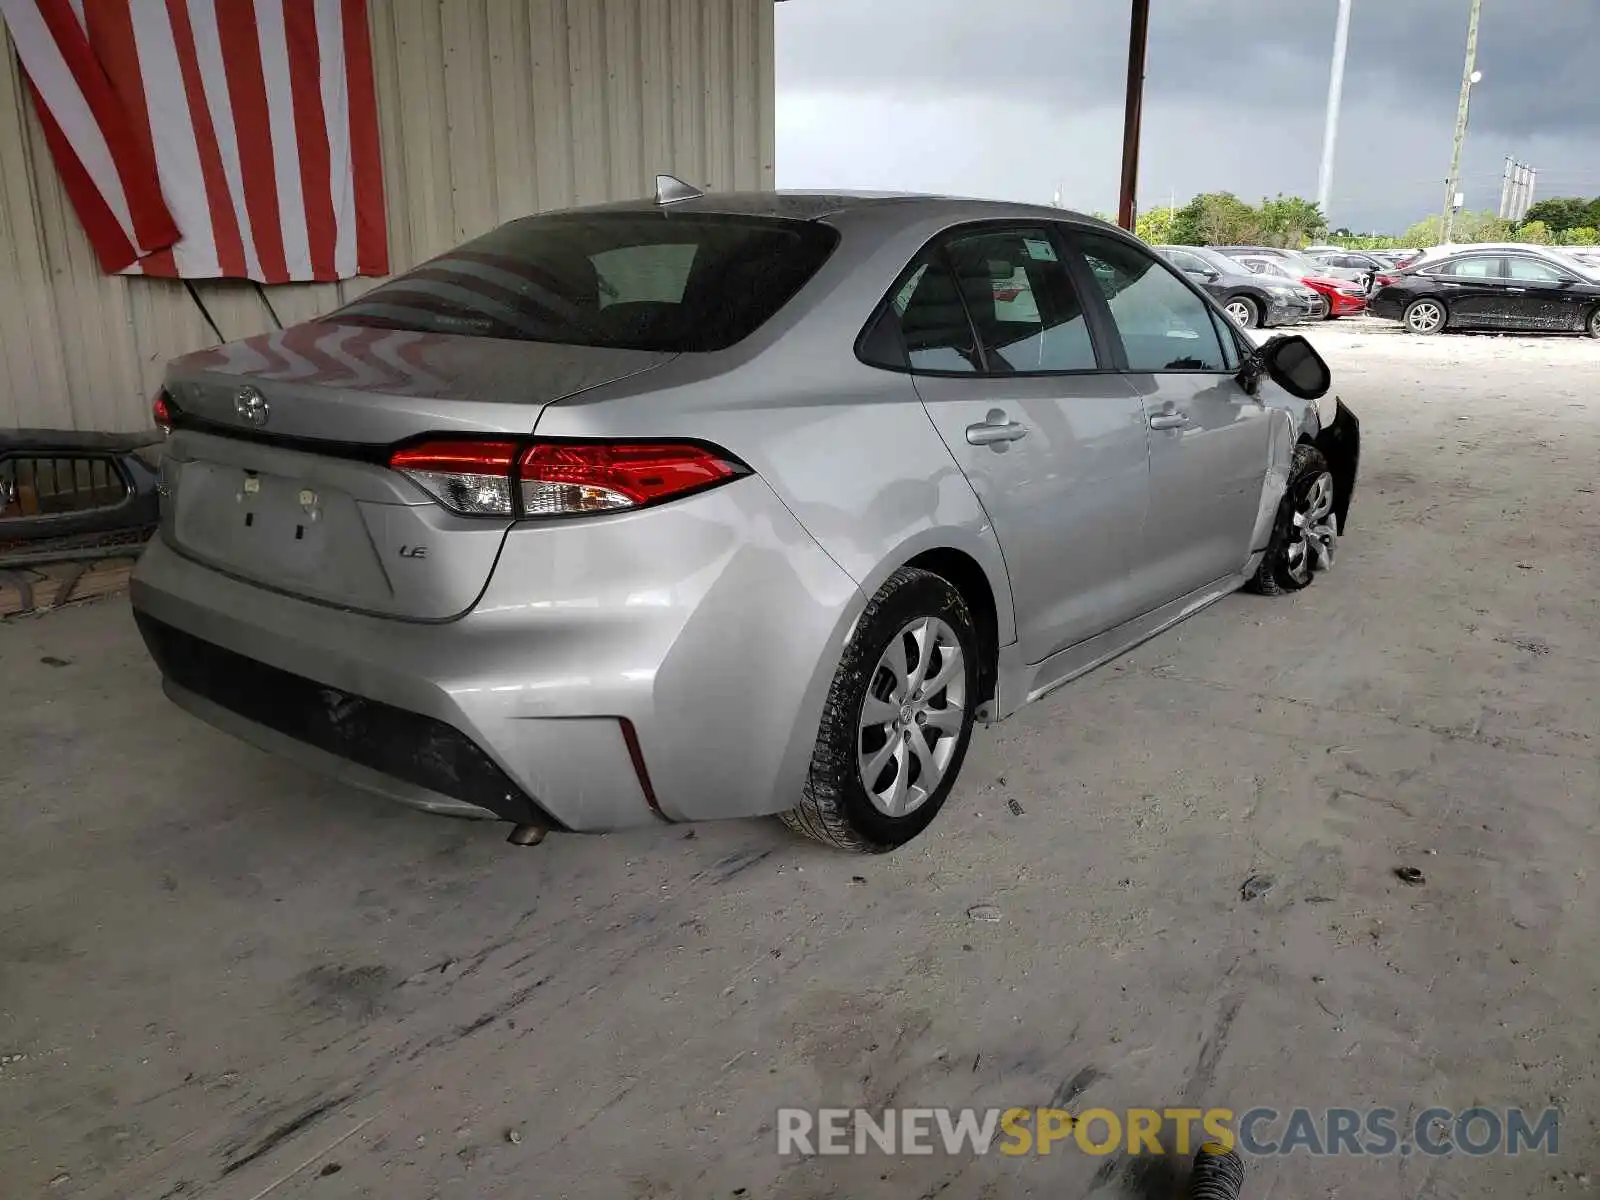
[1076,233,1227,372]
[327,213,839,352]
[860,227,1098,375]
[1433,256,1501,279]
[942,228,1097,372]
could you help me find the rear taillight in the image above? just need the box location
[388,439,747,518]
[518,442,745,515]
[152,389,174,434]
[389,440,520,516]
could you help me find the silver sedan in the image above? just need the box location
[131,186,1360,852]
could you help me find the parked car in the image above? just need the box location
[1212,245,1368,288]
[1153,244,1319,328]
[1405,243,1600,280]
[1230,253,1368,319]
[1369,248,1600,336]
[131,188,1360,852]
[1306,249,1390,289]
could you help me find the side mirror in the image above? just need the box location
[1254,334,1331,400]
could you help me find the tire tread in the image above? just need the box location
[781,566,974,853]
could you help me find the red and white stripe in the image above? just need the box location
[0,0,387,282]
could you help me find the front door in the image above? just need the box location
[1503,256,1591,330]
[1072,231,1275,606]
[890,226,1153,665]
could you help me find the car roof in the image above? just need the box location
[553,189,1119,228]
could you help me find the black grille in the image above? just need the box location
[135,614,561,829]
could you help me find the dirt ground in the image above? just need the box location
[4,318,1598,1199]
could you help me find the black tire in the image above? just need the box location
[1223,295,1260,329]
[1586,305,1600,340]
[1403,297,1447,335]
[1247,445,1337,597]
[781,567,979,853]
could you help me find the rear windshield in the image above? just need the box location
[327,212,839,352]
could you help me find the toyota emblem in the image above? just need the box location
[234,386,269,427]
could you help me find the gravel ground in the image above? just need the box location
[3,317,1598,1199]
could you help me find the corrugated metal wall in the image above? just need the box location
[0,0,775,434]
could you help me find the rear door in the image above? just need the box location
[1070,230,1273,606]
[883,225,1153,664]
[1502,256,1591,329]
[1424,255,1507,326]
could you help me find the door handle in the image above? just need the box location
[1505,287,1527,294]
[965,416,1028,446]
[1148,411,1189,430]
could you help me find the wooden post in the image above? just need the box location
[1117,0,1151,231]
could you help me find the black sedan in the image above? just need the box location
[1369,250,1600,337]
[1153,245,1320,328]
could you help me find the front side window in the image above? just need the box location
[1164,250,1211,275]
[1076,233,1227,372]
[328,212,838,352]
[1505,257,1572,283]
[940,228,1097,373]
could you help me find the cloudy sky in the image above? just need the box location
[775,0,1600,234]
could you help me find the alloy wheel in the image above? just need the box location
[1406,299,1444,334]
[1284,471,1337,586]
[857,616,967,817]
[1224,298,1257,329]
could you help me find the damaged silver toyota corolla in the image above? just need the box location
[131,185,1359,853]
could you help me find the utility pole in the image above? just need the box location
[1521,167,1537,220]
[1498,156,1514,220]
[1117,0,1151,231]
[1439,0,1482,244]
[1317,0,1354,219]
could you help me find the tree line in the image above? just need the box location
[1120,191,1600,250]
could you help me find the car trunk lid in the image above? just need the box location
[160,323,675,620]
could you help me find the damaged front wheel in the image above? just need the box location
[1248,444,1338,596]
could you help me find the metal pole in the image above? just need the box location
[1521,167,1536,221]
[1117,0,1151,231]
[1439,0,1482,244]
[1316,0,1354,219]
[1498,156,1513,219]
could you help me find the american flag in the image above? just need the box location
[0,0,388,282]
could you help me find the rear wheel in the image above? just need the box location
[1223,296,1260,329]
[1403,297,1446,334]
[781,567,978,852]
[1248,445,1337,596]
[1586,305,1600,339]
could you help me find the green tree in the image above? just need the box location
[1257,194,1327,248]
[1559,226,1598,246]
[1513,220,1553,245]
[1168,192,1260,246]
[1401,214,1443,246]
[1135,206,1174,244]
[1524,196,1600,235]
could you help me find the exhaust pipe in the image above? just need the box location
[1187,1142,1245,1200]
[506,824,547,847]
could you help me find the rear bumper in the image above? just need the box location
[1367,293,1405,320]
[131,477,863,832]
